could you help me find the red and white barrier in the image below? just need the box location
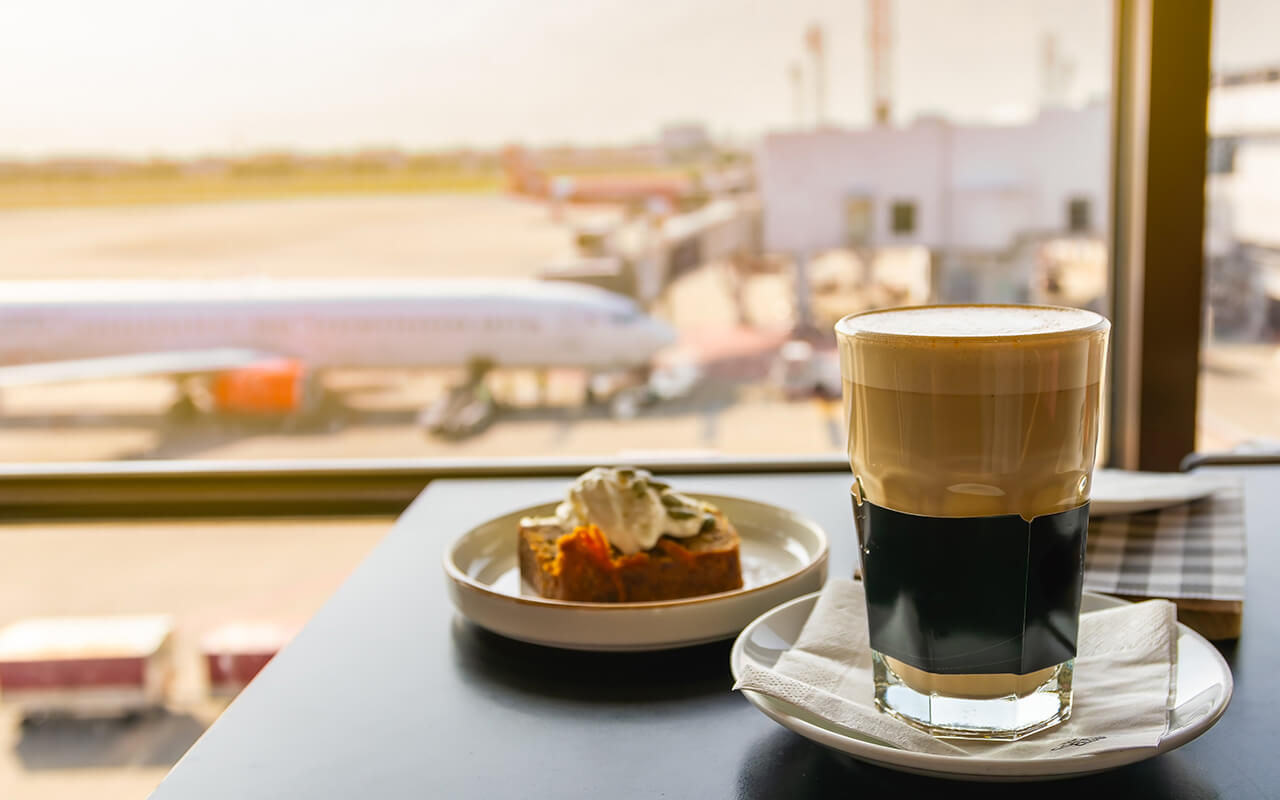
[0,616,174,718]
[201,622,297,695]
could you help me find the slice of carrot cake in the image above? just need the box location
[518,467,742,603]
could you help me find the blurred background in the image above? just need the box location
[0,1,1276,796]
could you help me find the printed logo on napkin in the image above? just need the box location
[1050,736,1107,751]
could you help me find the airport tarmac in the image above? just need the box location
[1198,341,1280,451]
[0,193,604,280]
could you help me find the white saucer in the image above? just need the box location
[443,494,829,651]
[730,591,1233,781]
[1090,469,1219,516]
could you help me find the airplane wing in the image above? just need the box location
[0,348,286,388]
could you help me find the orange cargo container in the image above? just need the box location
[210,359,308,414]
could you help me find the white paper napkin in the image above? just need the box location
[734,579,1178,759]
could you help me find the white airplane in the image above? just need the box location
[0,278,678,424]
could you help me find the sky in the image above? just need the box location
[0,0,1274,159]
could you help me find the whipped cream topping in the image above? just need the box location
[528,467,717,555]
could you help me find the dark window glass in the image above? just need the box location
[890,201,916,235]
[1068,197,1091,232]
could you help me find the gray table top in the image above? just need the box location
[152,467,1280,799]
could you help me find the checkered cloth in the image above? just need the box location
[1084,480,1247,603]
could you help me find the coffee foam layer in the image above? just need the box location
[836,305,1110,395]
[837,304,1106,340]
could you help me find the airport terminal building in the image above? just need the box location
[758,103,1109,308]
[762,83,1280,336]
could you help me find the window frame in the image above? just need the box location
[1107,0,1212,471]
[0,456,849,520]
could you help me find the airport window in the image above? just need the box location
[890,201,916,235]
[0,3,1134,472]
[50,16,1280,468]
[1067,197,1091,233]
[1198,6,1280,452]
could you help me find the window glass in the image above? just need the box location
[1067,197,1091,233]
[0,1,1111,466]
[1198,0,1280,451]
[890,201,917,235]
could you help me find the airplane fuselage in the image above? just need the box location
[0,279,676,372]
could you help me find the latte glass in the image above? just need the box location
[836,304,1110,740]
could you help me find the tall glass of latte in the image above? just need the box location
[836,305,1110,740]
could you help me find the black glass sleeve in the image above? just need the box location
[854,499,1089,675]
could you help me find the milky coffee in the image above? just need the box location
[836,305,1110,739]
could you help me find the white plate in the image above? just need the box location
[443,494,829,651]
[1090,469,1219,516]
[730,591,1233,781]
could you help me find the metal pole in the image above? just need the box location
[807,24,826,128]
[790,61,804,127]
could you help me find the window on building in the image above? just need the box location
[1068,197,1092,233]
[890,201,916,235]
[844,196,873,246]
